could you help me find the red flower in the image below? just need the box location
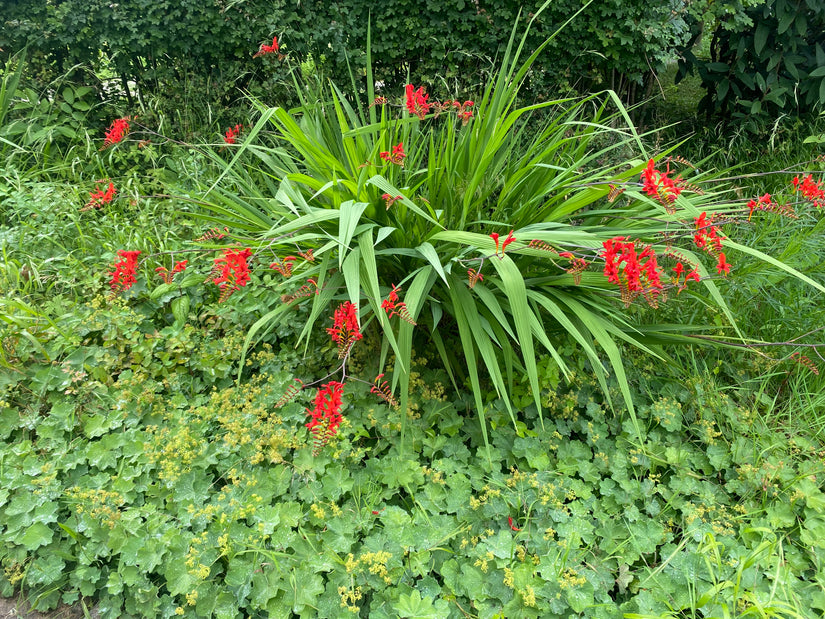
[501,230,516,253]
[211,248,253,302]
[747,193,773,221]
[685,269,701,283]
[557,251,588,284]
[381,193,402,209]
[405,84,431,119]
[83,181,117,211]
[489,232,500,254]
[224,124,243,144]
[101,117,130,150]
[254,36,283,59]
[600,237,664,307]
[381,284,416,325]
[379,142,406,165]
[716,252,731,276]
[271,256,296,278]
[792,173,825,208]
[693,212,724,253]
[109,250,141,295]
[155,259,188,284]
[639,159,683,208]
[672,262,684,278]
[600,237,622,285]
[326,301,363,358]
[306,381,344,454]
[455,100,474,125]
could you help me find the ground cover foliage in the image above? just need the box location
[3,301,825,618]
[2,10,825,619]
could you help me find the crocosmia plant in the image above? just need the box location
[183,19,825,450]
[95,17,825,454]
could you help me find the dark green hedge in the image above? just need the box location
[679,0,825,127]
[0,1,693,112]
[3,1,822,129]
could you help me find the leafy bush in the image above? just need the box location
[679,0,825,128]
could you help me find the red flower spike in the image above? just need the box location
[508,516,520,531]
[370,374,399,409]
[405,84,431,119]
[195,227,229,242]
[305,381,345,455]
[501,230,516,254]
[379,142,405,166]
[155,266,171,284]
[224,124,243,145]
[559,251,588,285]
[639,158,692,212]
[467,268,483,289]
[607,184,626,202]
[326,301,363,358]
[274,378,304,408]
[528,239,555,252]
[600,237,664,308]
[155,259,189,284]
[297,248,315,263]
[381,284,416,325]
[790,352,820,375]
[100,117,130,150]
[82,181,117,211]
[210,248,253,302]
[271,256,296,278]
[792,173,825,208]
[454,100,474,125]
[747,193,778,221]
[381,193,402,209]
[716,252,731,276]
[254,36,283,59]
[693,212,725,254]
[109,250,141,296]
[281,281,315,304]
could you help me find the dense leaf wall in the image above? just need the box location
[2,1,822,125]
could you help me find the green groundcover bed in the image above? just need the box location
[2,305,824,618]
